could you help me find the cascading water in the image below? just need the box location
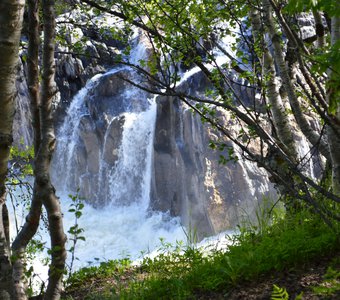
[105,103,156,208]
[53,72,103,190]
[51,38,187,269]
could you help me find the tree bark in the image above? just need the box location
[263,50,298,159]
[0,0,25,298]
[11,2,43,298]
[327,16,340,194]
[312,10,325,48]
[12,188,42,300]
[263,0,330,161]
[40,0,67,298]
[250,6,298,160]
[27,0,41,154]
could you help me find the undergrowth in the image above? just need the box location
[65,258,132,289]
[312,257,340,296]
[64,210,340,300]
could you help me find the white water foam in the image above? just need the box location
[58,95,187,268]
[54,97,187,270]
[7,25,248,292]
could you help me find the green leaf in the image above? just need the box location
[271,284,289,300]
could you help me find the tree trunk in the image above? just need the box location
[250,6,298,159]
[13,1,67,298]
[11,1,43,298]
[0,0,25,298]
[263,0,330,161]
[40,0,67,298]
[27,0,41,154]
[312,10,325,48]
[327,16,340,194]
[263,49,298,159]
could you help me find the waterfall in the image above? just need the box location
[105,100,156,209]
[52,72,103,190]
[51,65,186,268]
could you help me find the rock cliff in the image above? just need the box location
[151,95,275,238]
[51,60,276,238]
[12,12,289,240]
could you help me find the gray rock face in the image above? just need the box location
[297,12,318,41]
[13,11,323,242]
[53,11,126,128]
[13,61,33,147]
[78,115,101,174]
[53,67,154,206]
[51,48,277,238]
[150,95,275,238]
[103,116,125,165]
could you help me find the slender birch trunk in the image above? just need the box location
[263,0,330,161]
[0,1,25,298]
[27,0,41,154]
[250,6,298,160]
[327,16,340,194]
[312,10,325,48]
[263,50,298,159]
[40,1,67,298]
[12,1,43,299]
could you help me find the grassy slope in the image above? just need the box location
[63,211,340,300]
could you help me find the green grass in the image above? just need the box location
[312,257,340,297]
[64,258,132,298]
[64,210,340,300]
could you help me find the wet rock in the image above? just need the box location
[79,172,99,203]
[103,115,125,165]
[150,95,275,239]
[85,70,151,120]
[78,115,100,174]
[13,60,33,147]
